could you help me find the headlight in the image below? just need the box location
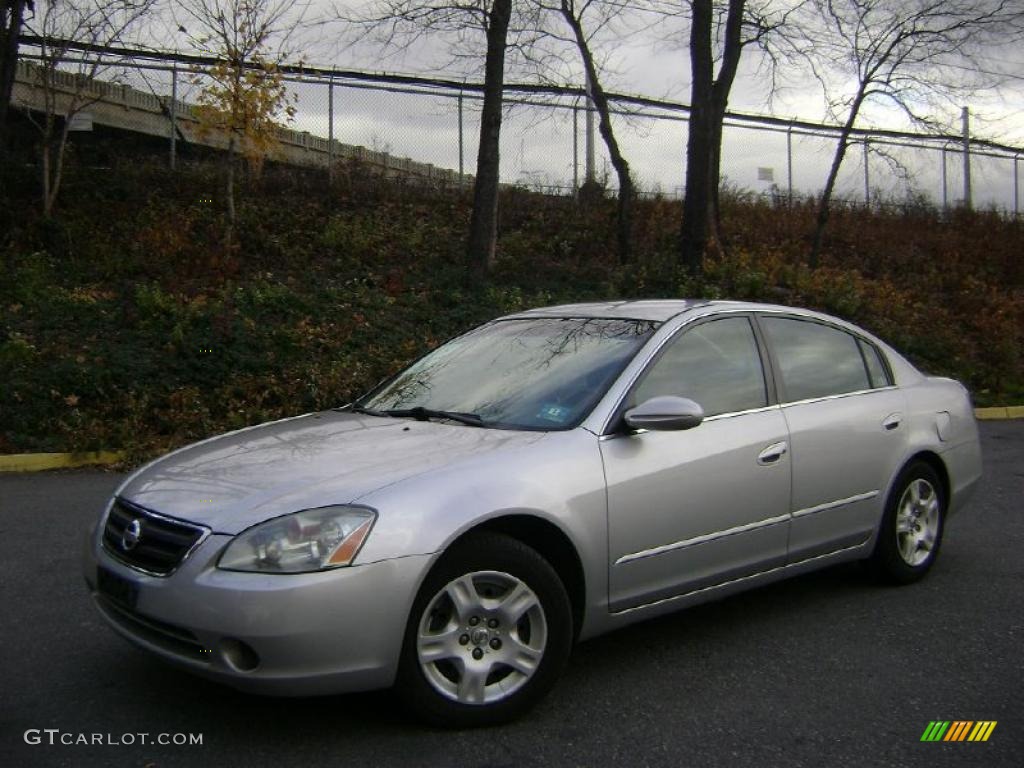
[217,506,376,573]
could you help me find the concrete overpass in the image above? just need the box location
[11,58,470,188]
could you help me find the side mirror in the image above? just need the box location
[624,396,705,432]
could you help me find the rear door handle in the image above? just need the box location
[758,441,788,465]
[882,413,903,431]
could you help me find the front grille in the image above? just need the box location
[102,498,207,575]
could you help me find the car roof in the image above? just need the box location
[502,299,899,342]
[503,299,715,322]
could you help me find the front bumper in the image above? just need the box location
[83,524,432,696]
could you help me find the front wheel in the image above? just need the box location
[869,461,946,584]
[396,532,573,727]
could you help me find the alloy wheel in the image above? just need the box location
[416,570,547,705]
[895,478,940,567]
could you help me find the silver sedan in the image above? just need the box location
[82,300,982,726]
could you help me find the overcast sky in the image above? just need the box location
[319,1,1024,141]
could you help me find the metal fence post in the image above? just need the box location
[1014,154,1019,217]
[458,88,464,181]
[863,141,870,205]
[962,106,972,209]
[572,102,579,196]
[169,64,177,170]
[584,72,595,184]
[786,125,793,204]
[328,74,334,180]
[941,147,948,212]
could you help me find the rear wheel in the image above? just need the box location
[396,532,572,727]
[870,461,946,584]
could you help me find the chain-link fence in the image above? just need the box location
[12,39,1024,215]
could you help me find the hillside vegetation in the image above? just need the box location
[1,157,1021,462]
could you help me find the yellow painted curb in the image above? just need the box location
[0,451,124,473]
[975,406,1024,420]
[975,407,1009,420]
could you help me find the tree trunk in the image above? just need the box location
[680,0,745,275]
[561,1,634,264]
[809,92,865,268]
[41,136,51,217]
[0,1,27,154]
[679,0,714,275]
[43,121,69,217]
[225,134,237,249]
[466,0,511,280]
[40,107,56,218]
[706,0,743,248]
[707,110,724,247]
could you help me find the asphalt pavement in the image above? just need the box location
[1,421,1022,768]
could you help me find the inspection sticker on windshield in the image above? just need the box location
[538,404,570,423]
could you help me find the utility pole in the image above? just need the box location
[961,106,972,209]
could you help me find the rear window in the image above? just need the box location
[761,317,871,402]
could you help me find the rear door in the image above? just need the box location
[756,315,908,561]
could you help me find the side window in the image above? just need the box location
[761,317,871,402]
[858,338,892,388]
[632,317,768,417]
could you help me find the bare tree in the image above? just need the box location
[176,0,307,243]
[552,0,635,264]
[677,0,794,275]
[798,0,1018,267]
[0,0,33,154]
[20,0,157,218]
[349,1,533,280]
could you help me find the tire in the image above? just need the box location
[869,461,946,584]
[396,531,573,727]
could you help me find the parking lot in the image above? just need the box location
[1,421,1021,768]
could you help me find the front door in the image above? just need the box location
[602,316,792,612]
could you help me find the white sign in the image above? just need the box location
[68,112,94,132]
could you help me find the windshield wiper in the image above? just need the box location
[344,404,385,416]
[381,407,485,427]
[342,403,485,427]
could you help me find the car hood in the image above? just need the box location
[118,411,547,534]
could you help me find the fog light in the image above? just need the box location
[220,638,260,672]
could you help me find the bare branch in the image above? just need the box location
[20,0,161,217]
[792,0,1021,265]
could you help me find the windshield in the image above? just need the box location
[358,317,659,430]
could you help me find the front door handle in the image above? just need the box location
[882,413,903,431]
[758,441,788,465]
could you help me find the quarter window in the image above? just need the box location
[632,317,768,417]
[858,338,892,388]
[762,317,871,402]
